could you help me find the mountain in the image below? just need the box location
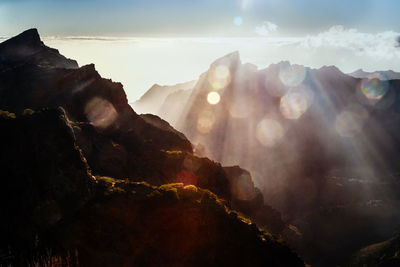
[134,51,400,266]
[349,69,400,80]
[0,28,78,70]
[0,109,303,267]
[0,108,94,258]
[0,29,302,266]
[131,80,196,115]
[349,233,400,267]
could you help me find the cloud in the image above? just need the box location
[255,21,278,36]
[300,25,400,60]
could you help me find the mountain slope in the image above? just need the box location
[0,109,303,267]
[0,28,78,70]
[0,29,287,236]
[134,51,400,266]
[0,30,301,266]
[350,234,400,267]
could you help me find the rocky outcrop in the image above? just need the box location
[0,108,94,260]
[0,29,193,180]
[0,110,303,267]
[224,166,285,234]
[349,233,400,267]
[0,28,78,70]
[51,177,304,267]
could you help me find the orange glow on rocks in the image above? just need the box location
[176,170,198,186]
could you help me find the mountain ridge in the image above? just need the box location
[134,49,400,266]
[0,29,302,266]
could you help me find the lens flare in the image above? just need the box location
[208,64,231,90]
[280,87,314,119]
[335,104,369,137]
[197,110,215,134]
[256,118,284,147]
[279,64,307,87]
[233,16,243,26]
[215,65,230,80]
[361,78,389,100]
[176,170,198,186]
[207,91,221,105]
[183,156,201,172]
[84,97,118,128]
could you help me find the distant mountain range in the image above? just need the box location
[349,69,400,80]
[0,29,303,267]
[134,51,400,266]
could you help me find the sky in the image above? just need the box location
[1,0,400,101]
[1,0,400,36]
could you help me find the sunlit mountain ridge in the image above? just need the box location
[133,51,400,266]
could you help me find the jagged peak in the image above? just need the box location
[17,28,41,41]
[318,65,344,75]
[0,28,79,69]
[80,63,96,71]
[352,68,364,73]
[150,83,161,89]
[211,50,241,68]
[276,60,291,67]
[0,28,43,49]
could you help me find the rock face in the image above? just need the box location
[0,110,303,267]
[349,233,400,267]
[0,29,193,178]
[134,51,400,266]
[0,28,78,70]
[0,108,94,259]
[0,30,299,266]
[52,178,304,267]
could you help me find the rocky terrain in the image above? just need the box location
[0,29,302,266]
[349,233,400,267]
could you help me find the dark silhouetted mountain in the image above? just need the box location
[0,30,299,266]
[0,110,303,267]
[349,68,400,80]
[349,233,400,267]
[134,51,400,266]
[0,28,78,70]
[0,108,95,261]
[56,177,303,267]
[0,29,286,236]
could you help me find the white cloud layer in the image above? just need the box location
[300,25,400,61]
[255,21,278,36]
